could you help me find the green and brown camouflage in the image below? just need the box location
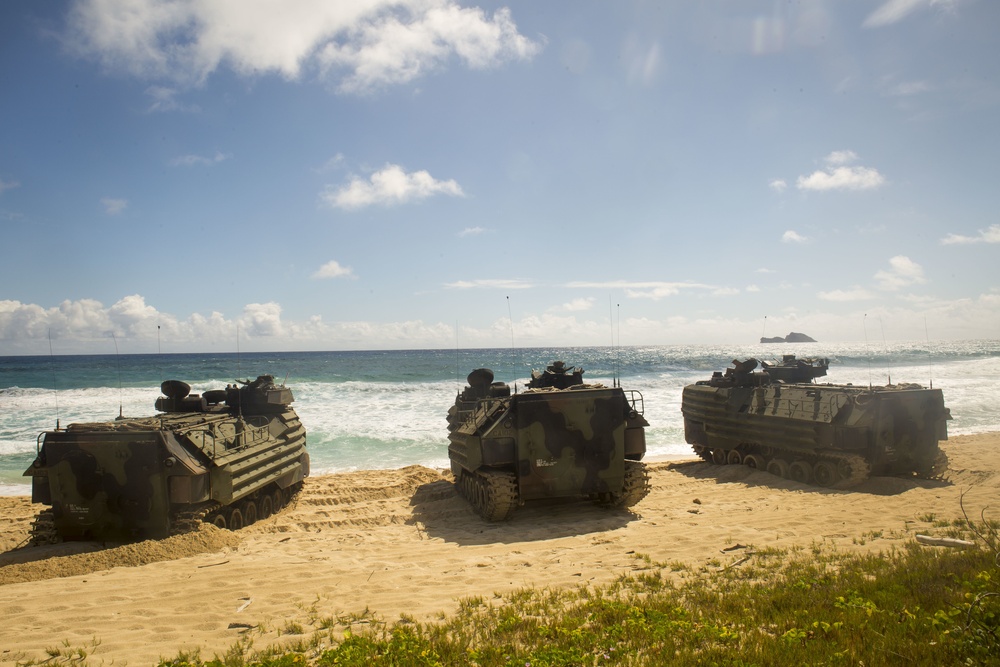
[24,374,308,542]
[447,362,650,520]
[681,356,951,488]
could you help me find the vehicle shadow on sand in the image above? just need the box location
[665,460,953,497]
[0,539,104,568]
[407,478,639,545]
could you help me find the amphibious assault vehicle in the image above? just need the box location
[23,374,309,542]
[447,361,650,520]
[681,355,950,488]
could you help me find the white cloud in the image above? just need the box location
[320,5,543,94]
[108,294,158,331]
[768,179,787,193]
[458,226,487,237]
[797,166,885,191]
[824,150,858,165]
[445,279,531,290]
[170,151,230,167]
[241,302,284,337]
[101,197,127,214]
[312,260,356,279]
[782,230,807,243]
[755,268,777,274]
[0,178,20,194]
[795,150,886,192]
[817,287,875,301]
[863,0,958,28]
[322,164,464,209]
[745,285,760,293]
[67,0,542,95]
[874,255,927,290]
[940,224,1000,245]
[565,280,718,301]
[558,298,595,312]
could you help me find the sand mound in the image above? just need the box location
[0,526,241,586]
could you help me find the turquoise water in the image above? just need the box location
[2,341,998,494]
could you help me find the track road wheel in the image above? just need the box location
[272,489,285,513]
[742,454,765,470]
[242,500,258,526]
[789,460,813,484]
[711,449,728,465]
[259,494,274,519]
[726,449,743,465]
[211,514,227,530]
[228,507,244,531]
[813,461,841,488]
[832,454,872,489]
[766,458,790,479]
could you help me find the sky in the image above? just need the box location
[1,0,998,355]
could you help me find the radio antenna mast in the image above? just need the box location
[507,296,517,393]
[616,302,622,388]
[924,316,933,389]
[863,314,872,390]
[48,329,60,430]
[112,332,124,419]
[879,316,891,386]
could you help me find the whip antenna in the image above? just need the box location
[609,296,615,387]
[157,324,163,386]
[616,302,622,387]
[236,324,243,417]
[236,324,242,379]
[507,296,517,393]
[48,329,60,430]
[112,332,124,419]
[863,313,872,389]
[925,316,933,389]
[879,316,890,386]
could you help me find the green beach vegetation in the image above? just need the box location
[165,513,996,667]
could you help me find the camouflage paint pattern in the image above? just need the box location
[449,384,647,501]
[25,376,308,541]
[682,379,950,475]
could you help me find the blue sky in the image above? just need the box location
[1,0,997,355]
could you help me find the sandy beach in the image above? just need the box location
[1,432,997,665]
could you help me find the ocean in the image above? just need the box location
[2,340,998,495]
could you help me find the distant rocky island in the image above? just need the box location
[761,332,817,344]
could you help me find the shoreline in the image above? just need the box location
[0,432,997,664]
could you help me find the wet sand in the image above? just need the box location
[1,432,997,665]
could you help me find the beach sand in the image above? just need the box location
[1,432,997,665]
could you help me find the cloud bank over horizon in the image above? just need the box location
[2,290,996,356]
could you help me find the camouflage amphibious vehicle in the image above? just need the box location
[681,355,951,488]
[447,361,650,520]
[24,374,309,542]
